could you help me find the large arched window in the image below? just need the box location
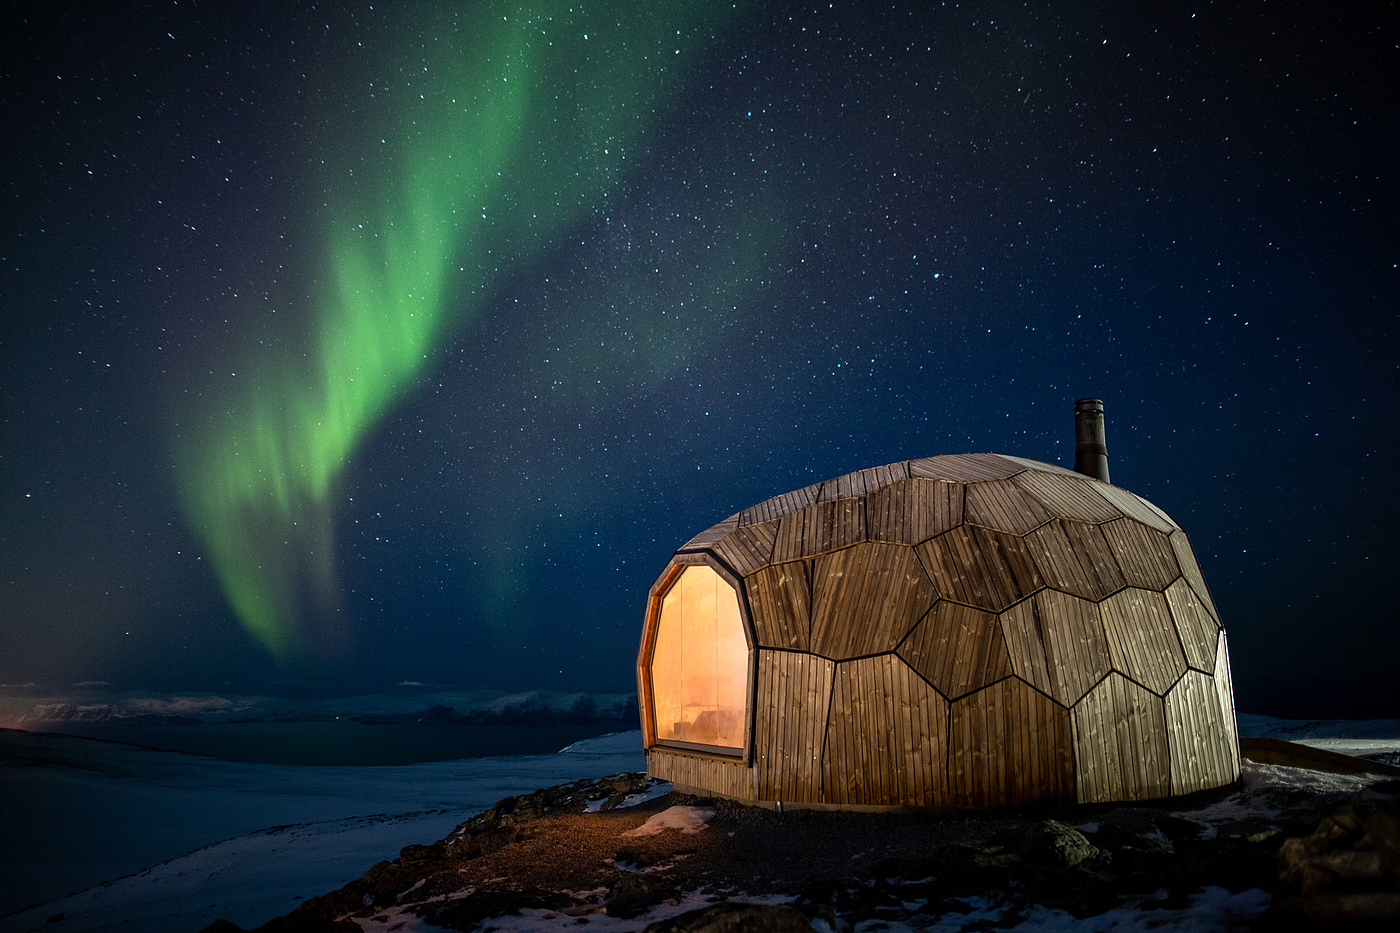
[648,563,749,751]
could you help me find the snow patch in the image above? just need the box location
[620,805,715,838]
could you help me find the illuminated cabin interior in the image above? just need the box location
[641,560,752,755]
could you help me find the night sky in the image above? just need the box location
[2,2,1394,718]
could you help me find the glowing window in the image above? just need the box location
[650,564,748,750]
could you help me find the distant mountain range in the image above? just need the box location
[0,687,639,729]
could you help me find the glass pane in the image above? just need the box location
[650,564,748,749]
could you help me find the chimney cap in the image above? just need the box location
[1072,398,1110,483]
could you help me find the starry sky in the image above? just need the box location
[1,1,1394,718]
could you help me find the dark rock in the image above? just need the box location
[1315,848,1384,879]
[398,843,438,863]
[1362,810,1400,881]
[356,859,414,906]
[643,901,814,932]
[605,874,664,919]
[197,922,245,933]
[1315,804,1363,843]
[1001,819,1098,868]
[614,846,664,869]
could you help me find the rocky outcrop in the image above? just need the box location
[1276,801,1400,923]
[202,766,1399,932]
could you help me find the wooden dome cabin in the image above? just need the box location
[636,400,1241,809]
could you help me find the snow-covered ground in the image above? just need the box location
[1237,712,1400,760]
[1,715,1396,933]
[0,729,644,933]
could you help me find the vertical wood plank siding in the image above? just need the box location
[823,655,950,806]
[810,544,935,659]
[898,601,1009,699]
[745,562,811,650]
[950,677,1074,807]
[1072,672,1171,803]
[1100,588,1188,695]
[915,525,1044,612]
[648,747,756,801]
[1002,589,1112,707]
[866,478,965,545]
[1100,518,1179,590]
[1169,531,1222,623]
[1025,519,1125,600]
[754,649,834,802]
[1165,666,1237,794]
[1213,633,1242,780]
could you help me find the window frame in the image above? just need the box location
[638,551,757,763]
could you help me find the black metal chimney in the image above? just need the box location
[1073,398,1110,483]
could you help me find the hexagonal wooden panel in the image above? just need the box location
[1010,468,1122,522]
[950,677,1075,808]
[739,480,821,525]
[964,477,1053,534]
[772,500,865,562]
[1100,588,1188,696]
[1100,518,1178,590]
[1092,484,1175,534]
[1169,531,1220,623]
[916,524,1045,613]
[679,514,739,552]
[1025,519,1126,600]
[810,543,936,659]
[866,477,964,545]
[1164,577,1218,673]
[710,518,778,576]
[1001,589,1111,707]
[819,461,909,501]
[899,601,1010,699]
[908,453,1022,482]
[1071,672,1170,803]
[823,655,950,806]
[744,561,810,650]
[1165,657,1239,796]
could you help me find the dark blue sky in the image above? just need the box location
[2,1,1394,717]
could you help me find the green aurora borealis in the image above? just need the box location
[5,0,1396,717]
[172,5,745,659]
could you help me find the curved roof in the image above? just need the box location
[679,452,1181,561]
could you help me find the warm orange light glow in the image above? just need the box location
[650,564,748,749]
